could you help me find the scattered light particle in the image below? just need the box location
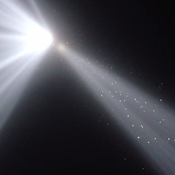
[138,136,140,139]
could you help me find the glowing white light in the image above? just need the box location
[0,0,53,129]
[24,25,53,52]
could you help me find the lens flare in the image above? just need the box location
[57,43,66,52]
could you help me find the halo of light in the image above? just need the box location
[57,43,66,52]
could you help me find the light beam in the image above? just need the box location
[0,0,52,128]
[57,46,175,175]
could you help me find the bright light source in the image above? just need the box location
[0,0,53,129]
[24,25,53,52]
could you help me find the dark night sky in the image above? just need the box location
[0,1,174,174]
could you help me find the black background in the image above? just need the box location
[0,1,174,174]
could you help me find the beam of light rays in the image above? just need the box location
[0,1,37,34]
[57,46,175,175]
[0,0,34,24]
[0,53,41,96]
[0,0,52,129]
[29,0,48,28]
[1,1,174,174]
[0,34,24,41]
[0,52,45,128]
[0,50,30,70]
